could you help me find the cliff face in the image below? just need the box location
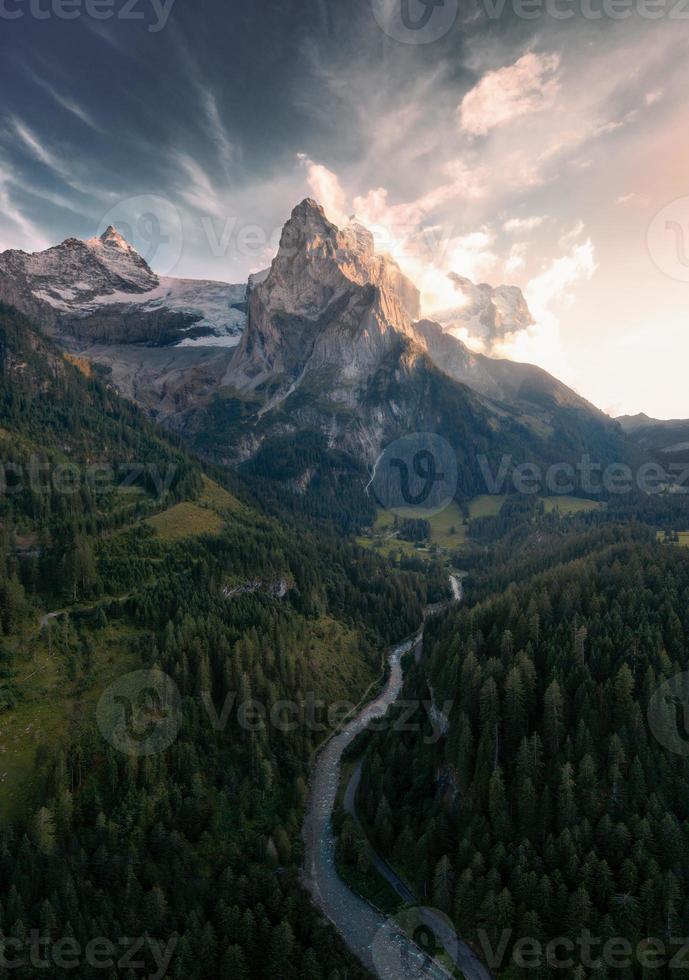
[228,199,422,400]
[0,228,246,348]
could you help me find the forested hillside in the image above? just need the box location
[0,305,433,978]
[356,525,689,977]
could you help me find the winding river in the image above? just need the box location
[302,575,492,980]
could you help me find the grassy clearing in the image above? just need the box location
[658,531,689,547]
[542,495,603,515]
[198,474,243,513]
[358,492,604,563]
[146,502,225,542]
[469,494,507,518]
[145,477,241,543]
[358,499,478,558]
[426,502,468,548]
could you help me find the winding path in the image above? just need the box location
[302,575,491,980]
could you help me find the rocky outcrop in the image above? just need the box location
[0,228,247,348]
[227,199,423,400]
[414,317,604,414]
[430,273,534,352]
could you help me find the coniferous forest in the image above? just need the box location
[3,271,689,980]
[355,523,689,977]
[0,307,430,978]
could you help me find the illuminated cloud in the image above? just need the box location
[459,53,561,137]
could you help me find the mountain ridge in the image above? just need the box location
[0,200,636,490]
[0,227,247,348]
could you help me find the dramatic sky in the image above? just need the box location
[1,0,687,417]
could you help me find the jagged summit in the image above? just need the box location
[0,226,246,347]
[228,199,423,397]
[431,273,534,353]
[0,196,631,474]
[100,224,127,243]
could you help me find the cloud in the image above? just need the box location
[503,215,546,233]
[0,160,48,251]
[198,87,235,172]
[459,53,561,137]
[298,154,348,226]
[9,118,105,199]
[522,238,597,347]
[174,152,223,213]
[28,73,100,130]
[496,238,596,374]
[505,242,527,276]
[13,118,62,170]
[559,221,585,249]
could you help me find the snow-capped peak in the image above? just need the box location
[100,225,132,248]
[83,226,158,291]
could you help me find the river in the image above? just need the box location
[301,574,491,979]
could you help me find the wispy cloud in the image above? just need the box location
[459,53,561,137]
[0,159,49,251]
[298,154,348,225]
[503,216,546,234]
[28,72,101,131]
[197,86,235,172]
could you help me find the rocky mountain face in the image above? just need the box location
[430,273,534,352]
[0,227,247,348]
[199,199,631,479]
[0,200,635,487]
[617,413,689,467]
[228,199,422,401]
[414,317,602,414]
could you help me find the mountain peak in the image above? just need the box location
[278,199,339,254]
[99,225,130,248]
